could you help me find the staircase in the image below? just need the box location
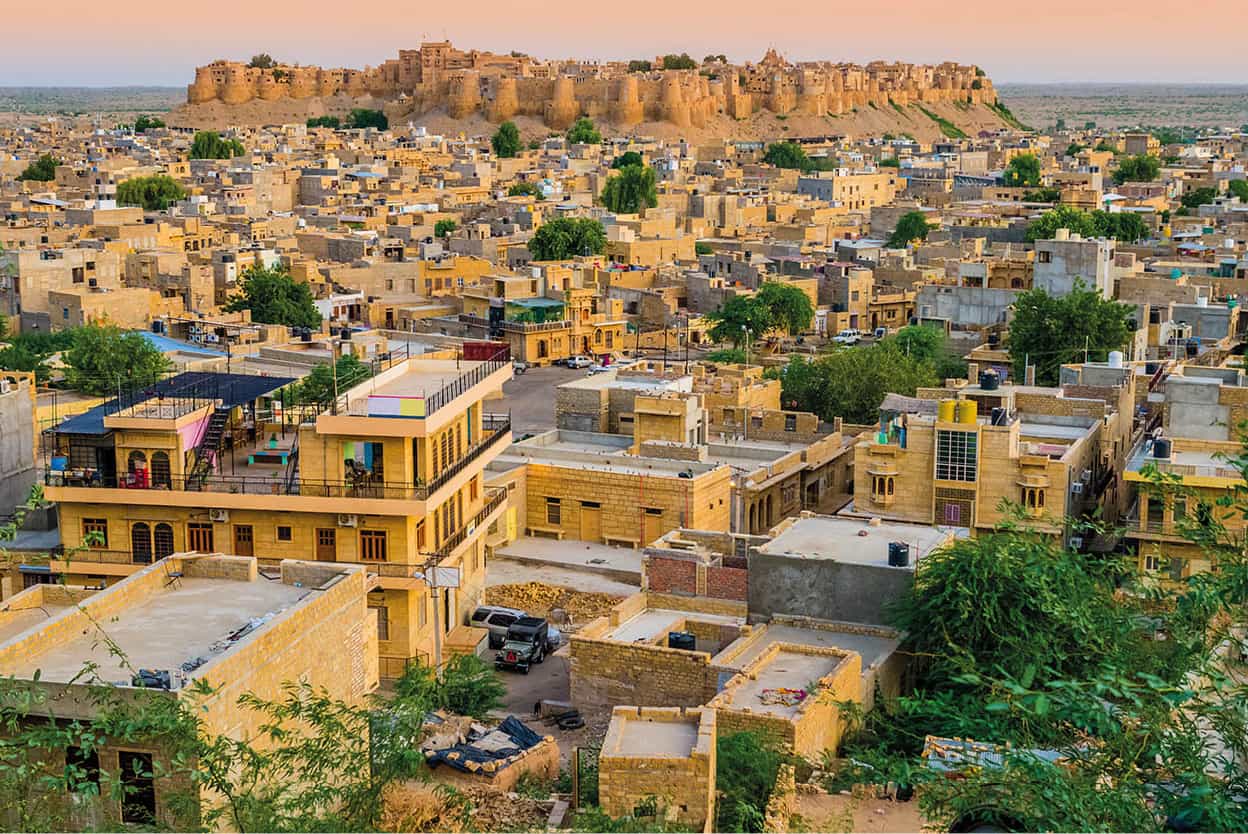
[188,407,231,487]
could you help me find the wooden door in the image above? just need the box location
[579,502,602,542]
[315,528,336,561]
[642,509,662,546]
[233,525,254,557]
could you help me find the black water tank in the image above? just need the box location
[1153,438,1172,458]
[979,370,1000,391]
[667,632,696,651]
[888,542,910,568]
[987,332,1000,347]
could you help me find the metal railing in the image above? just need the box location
[458,314,571,333]
[46,546,152,566]
[423,349,511,416]
[415,414,511,498]
[428,489,508,561]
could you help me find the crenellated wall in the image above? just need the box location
[186,43,998,130]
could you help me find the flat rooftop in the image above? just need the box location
[610,716,700,757]
[503,430,724,477]
[15,577,308,685]
[715,623,899,675]
[755,515,952,567]
[352,358,485,404]
[494,536,645,582]
[720,648,845,718]
[607,608,743,643]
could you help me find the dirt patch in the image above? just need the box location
[486,582,622,629]
[794,786,929,833]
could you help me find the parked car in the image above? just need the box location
[566,355,593,369]
[873,327,888,340]
[512,360,530,375]
[471,605,526,649]
[833,329,863,345]
[587,363,612,375]
[494,616,555,673]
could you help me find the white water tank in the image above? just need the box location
[1108,350,1124,368]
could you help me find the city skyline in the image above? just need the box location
[4,0,1247,87]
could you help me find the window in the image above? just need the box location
[644,507,663,516]
[416,521,426,549]
[82,519,108,549]
[1038,250,1052,263]
[418,595,428,627]
[470,476,479,501]
[187,522,213,552]
[871,475,895,502]
[1172,497,1187,522]
[360,530,387,561]
[276,526,293,542]
[546,498,561,525]
[154,523,175,559]
[370,605,390,641]
[1022,487,1045,509]
[66,746,100,793]
[784,414,797,432]
[131,523,152,564]
[1144,553,1161,572]
[935,430,978,482]
[118,751,155,824]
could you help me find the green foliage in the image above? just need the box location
[1025,206,1148,243]
[346,108,388,130]
[133,114,164,133]
[248,53,275,68]
[566,117,601,145]
[716,732,789,832]
[1093,140,1117,153]
[1229,179,1248,202]
[434,218,458,238]
[306,115,341,129]
[763,141,810,170]
[393,654,506,719]
[1181,186,1218,209]
[627,60,652,73]
[492,120,522,158]
[1002,153,1041,187]
[1094,211,1149,242]
[985,100,1029,131]
[916,105,968,139]
[508,181,540,198]
[1021,187,1060,202]
[877,157,900,168]
[887,210,935,248]
[16,154,59,182]
[190,131,245,159]
[1064,142,1086,157]
[887,324,967,380]
[62,324,172,395]
[223,263,322,328]
[528,217,606,261]
[694,241,713,256]
[1008,283,1131,385]
[707,296,773,347]
[600,164,658,214]
[116,174,186,211]
[288,354,372,408]
[704,54,728,64]
[1112,153,1161,185]
[0,341,51,383]
[660,53,697,70]
[705,348,746,364]
[772,343,938,424]
[756,282,814,335]
[612,150,644,169]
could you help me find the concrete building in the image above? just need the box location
[0,371,37,513]
[1032,231,1114,298]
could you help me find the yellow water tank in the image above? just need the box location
[957,399,979,424]
[937,399,957,423]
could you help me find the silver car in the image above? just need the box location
[471,605,526,649]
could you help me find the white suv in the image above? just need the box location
[566,355,593,369]
[833,329,862,345]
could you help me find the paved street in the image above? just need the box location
[500,364,585,436]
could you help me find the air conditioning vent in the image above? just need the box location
[209,509,229,523]
[338,514,359,528]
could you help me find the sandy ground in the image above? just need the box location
[795,790,929,833]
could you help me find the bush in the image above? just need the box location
[566,117,601,145]
[716,733,788,832]
[133,115,165,133]
[190,131,245,160]
[347,108,388,130]
[508,181,540,198]
[16,154,59,182]
[434,219,457,238]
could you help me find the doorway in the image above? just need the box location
[579,501,602,542]
[233,525,254,557]
[315,528,336,561]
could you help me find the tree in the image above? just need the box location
[763,141,810,170]
[887,210,935,248]
[133,114,165,133]
[599,164,657,214]
[1064,142,1085,157]
[566,117,601,145]
[1002,153,1041,187]
[771,343,938,424]
[223,263,322,328]
[62,325,172,395]
[0,342,51,383]
[508,181,540,198]
[1092,210,1149,242]
[1181,186,1218,209]
[1021,187,1061,202]
[695,241,713,256]
[1112,153,1161,185]
[434,219,457,238]
[705,348,746,363]
[660,53,697,70]
[1008,283,1131,385]
[756,282,814,335]
[707,296,773,348]
[346,108,388,130]
[290,354,373,407]
[716,733,789,832]
[528,217,606,261]
[116,174,186,211]
[16,154,59,182]
[491,120,522,158]
[248,53,275,68]
[627,60,652,72]
[1024,205,1099,242]
[887,324,967,379]
[306,115,341,129]
[190,131,245,159]
[878,157,900,168]
[1229,180,1248,202]
[611,150,644,169]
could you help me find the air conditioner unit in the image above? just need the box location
[338,514,359,528]
[209,509,229,523]
[1069,536,1084,550]
[1070,482,1084,495]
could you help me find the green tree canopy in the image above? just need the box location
[116,174,186,211]
[1064,142,1086,157]
[248,53,275,68]
[756,281,814,335]
[527,217,606,261]
[763,141,811,170]
[1022,187,1061,203]
[566,117,601,145]
[289,354,373,407]
[770,343,938,424]
[707,295,774,347]
[878,157,901,168]
[599,164,658,214]
[1181,186,1218,209]
[133,115,165,133]
[887,324,967,379]
[627,60,652,72]
[223,263,322,328]
[660,53,698,70]
[695,241,713,256]
[62,324,173,395]
[1112,153,1161,185]
[434,219,457,238]
[611,150,644,169]
[1008,283,1131,385]
[16,154,59,182]
[887,210,936,247]
[306,115,341,129]
[0,342,50,383]
[346,108,388,130]
[190,131,245,160]
[1002,153,1042,187]
[1228,179,1248,202]
[1025,206,1148,243]
[507,181,540,198]
[491,120,522,157]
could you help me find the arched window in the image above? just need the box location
[131,523,153,564]
[153,523,175,559]
[150,452,171,489]
[128,450,147,472]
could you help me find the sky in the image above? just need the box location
[4,0,1247,87]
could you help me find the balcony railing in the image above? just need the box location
[428,488,508,562]
[458,314,571,333]
[335,347,511,420]
[46,547,153,566]
[415,414,510,498]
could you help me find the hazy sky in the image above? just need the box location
[5,0,1247,86]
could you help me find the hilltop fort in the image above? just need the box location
[177,42,1006,138]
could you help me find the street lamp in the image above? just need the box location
[741,325,752,368]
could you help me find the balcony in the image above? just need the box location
[429,488,508,562]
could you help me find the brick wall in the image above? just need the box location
[570,635,717,712]
[643,554,698,594]
[705,565,747,601]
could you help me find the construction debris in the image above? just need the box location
[485,582,622,628]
